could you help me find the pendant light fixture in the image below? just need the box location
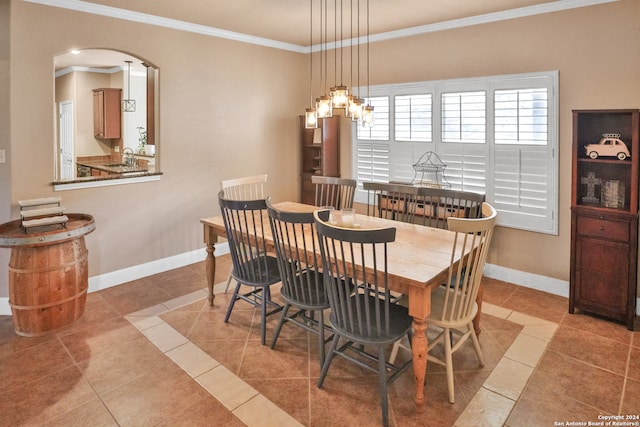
[360,0,374,127]
[305,0,318,128]
[350,0,364,122]
[303,0,373,123]
[122,60,136,113]
[316,0,333,119]
[330,0,348,109]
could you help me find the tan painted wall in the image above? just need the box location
[358,0,640,285]
[3,0,640,299]
[0,0,10,286]
[4,1,306,296]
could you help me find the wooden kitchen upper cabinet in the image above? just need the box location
[570,109,639,330]
[93,88,121,139]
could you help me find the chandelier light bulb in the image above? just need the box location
[316,95,333,119]
[305,107,318,128]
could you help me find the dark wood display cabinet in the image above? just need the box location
[570,109,639,330]
[299,115,340,205]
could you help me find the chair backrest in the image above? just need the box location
[414,187,485,229]
[314,211,399,342]
[267,202,327,307]
[311,176,357,210]
[437,202,497,324]
[362,182,420,223]
[221,174,268,201]
[218,191,279,286]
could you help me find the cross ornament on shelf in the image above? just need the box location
[581,172,602,204]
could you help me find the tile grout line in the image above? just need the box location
[125,291,557,427]
[453,302,559,426]
[124,287,303,427]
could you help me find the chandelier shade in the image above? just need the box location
[330,85,349,109]
[305,107,318,128]
[316,95,333,118]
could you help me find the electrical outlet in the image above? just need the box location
[114,146,120,152]
[0,149,5,163]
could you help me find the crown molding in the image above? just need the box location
[370,0,620,45]
[23,0,308,53]
[24,0,620,54]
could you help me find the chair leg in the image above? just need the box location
[318,333,340,388]
[260,286,268,345]
[317,309,325,367]
[223,269,235,294]
[224,281,242,323]
[270,303,291,350]
[389,340,401,365]
[444,327,455,404]
[377,345,390,427]
[469,323,486,366]
[389,336,412,365]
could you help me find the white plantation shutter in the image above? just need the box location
[440,147,487,194]
[395,94,432,142]
[354,97,390,203]
[442,91,486,143]
[495,88,548,145]
[493,143,554,231]
[491,85,554,231]
[351,72,558,234]
[357,96,390,141]
[355,141,390,183]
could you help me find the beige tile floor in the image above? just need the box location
[0,256,638,426]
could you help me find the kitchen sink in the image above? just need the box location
[104,163,129,167]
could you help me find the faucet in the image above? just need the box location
[122,147,137,167]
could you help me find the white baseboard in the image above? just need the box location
[0,242,230,316]
[1,250,638,318]
[483,263,570,298]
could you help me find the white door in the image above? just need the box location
[59,100,74,180]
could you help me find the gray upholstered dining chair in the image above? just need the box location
[311,175,356,210]
[362,181,420,223]
[218,192,282,345]
[220,174,268,293]
[314,211,412,427]
[267,202,332,366]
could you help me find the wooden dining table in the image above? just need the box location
[200,201,474,414]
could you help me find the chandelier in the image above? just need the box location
[304,0,373,129]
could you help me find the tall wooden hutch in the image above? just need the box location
[299,115,340,205]
[570,109,639,330]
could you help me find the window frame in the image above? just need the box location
[351,71,559,235]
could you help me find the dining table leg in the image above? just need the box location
[411,316,428,413]
[203,225,218,306]
[408,286,432,414]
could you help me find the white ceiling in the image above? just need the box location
[49,0,616,70]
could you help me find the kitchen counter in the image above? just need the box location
[76,160,149,175]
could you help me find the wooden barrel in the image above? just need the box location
[0,214,95,337]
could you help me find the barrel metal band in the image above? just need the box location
[9,287,88,310]
[8,253,88,274]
